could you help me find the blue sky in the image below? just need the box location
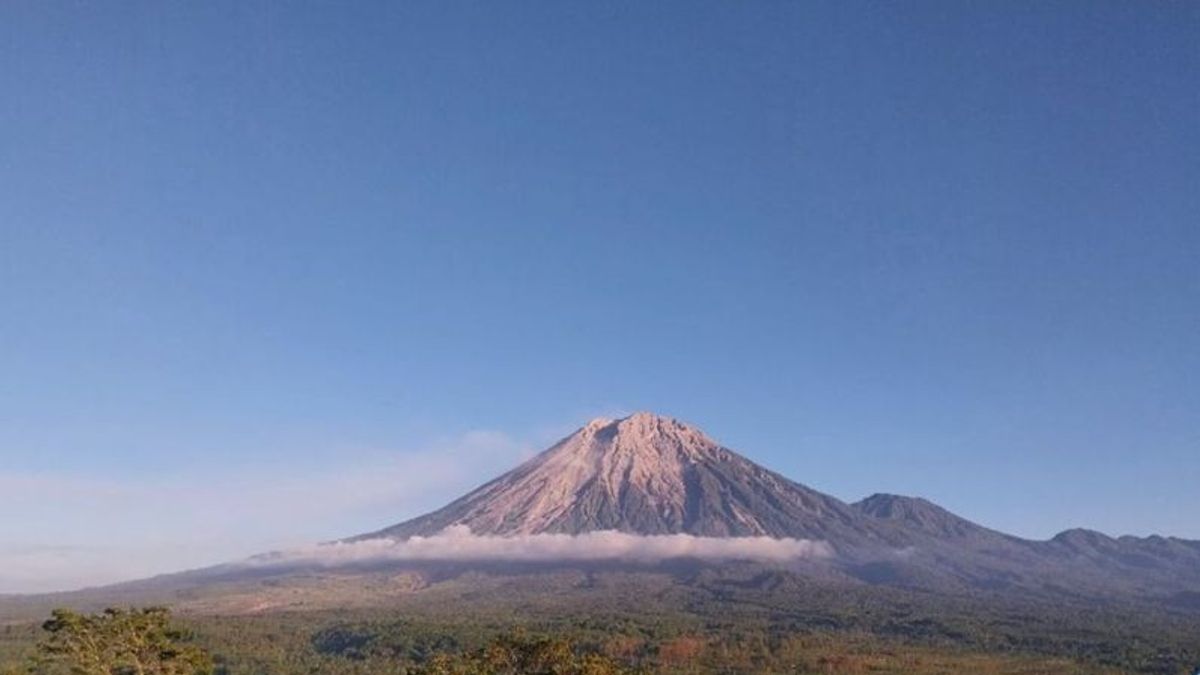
[1,2,1197,592]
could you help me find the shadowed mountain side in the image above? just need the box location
[848,494,1200,596]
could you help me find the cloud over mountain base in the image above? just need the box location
[248,526,833,568]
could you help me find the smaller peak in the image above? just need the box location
[1055,527,1105,537]
[856,493,932,507]
[859,493,912,504]
[1052,528,1115,546]
[854,493,991,539]
[854,493,939,518]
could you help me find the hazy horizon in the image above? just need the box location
[2,2,1197,594]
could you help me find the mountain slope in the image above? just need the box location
[9,412,1195,610]
[853,494,1011,541]
[357,412,888,547]
[353,412,1200,600]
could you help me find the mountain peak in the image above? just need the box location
[854,493,938,517]
[582,416,615,431]
[616,411,706,440]
[359,412,860,540]
[853,493,998,540]
[582,411,690,431]
[1051,528,1116,549]
[574,412,713,455]
[622,411,681,425]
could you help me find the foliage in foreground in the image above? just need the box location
[411,634,637,675]
[0,601,1185,675]
[10,607,212,675]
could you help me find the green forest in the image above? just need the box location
[2,602,1196,675]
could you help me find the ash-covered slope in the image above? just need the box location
[351,412,1200,600]
[357,412,888,547]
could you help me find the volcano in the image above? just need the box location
[356,412,881,544]
[347,412,1200,599]
[9,412,1197,616]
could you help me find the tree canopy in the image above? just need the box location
[28,607,212,675]
[412,634,637,675]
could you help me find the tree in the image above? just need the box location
[409,633,637,675]
[30,607,213,675]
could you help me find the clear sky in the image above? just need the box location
[1,2,1197,593]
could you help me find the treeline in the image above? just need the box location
[0,606,1147,675]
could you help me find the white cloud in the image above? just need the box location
[246,526,833,568]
